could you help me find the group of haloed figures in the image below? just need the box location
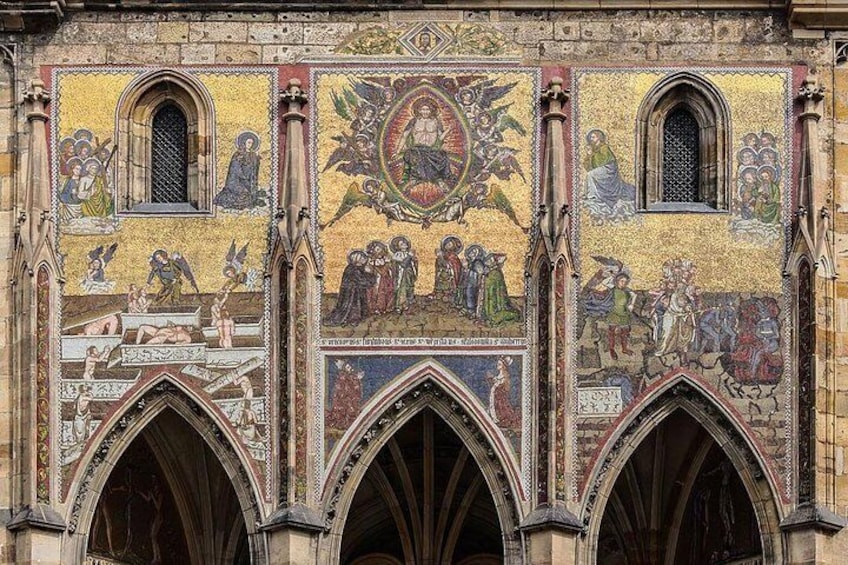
[325,234,520,328]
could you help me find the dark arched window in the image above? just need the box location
[636,72,732,211]
[151,104,189,204]
[662,108,700,203]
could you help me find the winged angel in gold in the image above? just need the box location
[322,75,529,231]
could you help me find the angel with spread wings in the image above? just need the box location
[221,240,260,292]
[147,249,199,305]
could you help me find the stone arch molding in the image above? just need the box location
[581,375,785,565]
[114,68,216,213]
[321,363,524,563]
[636,71,732,210]
[63,376,266,564]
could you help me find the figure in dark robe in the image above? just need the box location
[324,250,377,327]
[433,236,464,304]
[399,97,456,205]
[214,131,265,210]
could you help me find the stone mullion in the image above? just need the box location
[262,78,322,557]
[280,78,308,248]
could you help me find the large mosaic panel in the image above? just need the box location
[312,67,538,497]
[52,68,278,500]
[312,68,538,340]
[572,68,793,499]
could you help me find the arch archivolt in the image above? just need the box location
[320,364,525,563]
[581,375,785,565]
[63,376,265,563]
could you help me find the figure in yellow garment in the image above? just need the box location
[583,129,635,218]
[79,159,113,218]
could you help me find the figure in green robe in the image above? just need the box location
[480,253,519,326]
[754,165,780,225]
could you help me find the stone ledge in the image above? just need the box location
[0,1,65,32]
[780,501,848,533]
[74,1,780,12]
[790,0,848,30]
[260,503,325,533]
[5,504,66,533]
[518,502,583,534]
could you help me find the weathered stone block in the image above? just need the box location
[158,22,189,43]
[303,23,356,45]
[107,44,180,65]
[126,22,157,44]
[610,21,641,41]
[501,21,554,44]
[216,44,261,64]
[553,22,580,41]
[62,22,125,44]
[580,21,612,41]
[188,22,249,43]
[248,23,304,44]
[180,43,215,64]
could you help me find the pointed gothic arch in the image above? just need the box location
[115,69,216,213]
[581,375,785,564]
[63,376,266,564]
[636,71,732,210]
[320,365,524,563]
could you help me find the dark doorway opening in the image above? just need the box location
[597,410,762,565]
[87,409,249,565]
[341,409,503,564]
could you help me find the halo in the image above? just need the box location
[441,235,463,253]
[389,235,411,252]
[74,129,94,141]
[347,249,367,264]
[236,131,260,150]
[411,96,439,117]
[585,128,606,144]
[465,244,484,260]
[82,157,102,172]
[65,157,84,171]
[757,164,777,178]
[73,139,92,155]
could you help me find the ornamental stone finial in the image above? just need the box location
[24,78,50,120]
[282,78,307,107]
[798,75,825,104]
[542,76,569,104]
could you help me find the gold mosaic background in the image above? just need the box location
[315,70,535,295]
[576,70,788,293]
[56,70,275,296]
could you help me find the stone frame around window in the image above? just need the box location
[635,72,732,214]
[115,69,215,215]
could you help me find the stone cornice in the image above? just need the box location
[72,0,784,12]
[789,0,848,30]
[0,1,64,32]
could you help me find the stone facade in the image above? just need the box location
[1,1,848,564]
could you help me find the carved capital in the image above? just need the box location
[541,77,569,104]
[281,78,308,108]
[24,78,50,120]
[798,76,825,103]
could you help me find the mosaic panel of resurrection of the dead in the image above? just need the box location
[52,67,278,500]
[313,67,538,488]
[572,68,793,500]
